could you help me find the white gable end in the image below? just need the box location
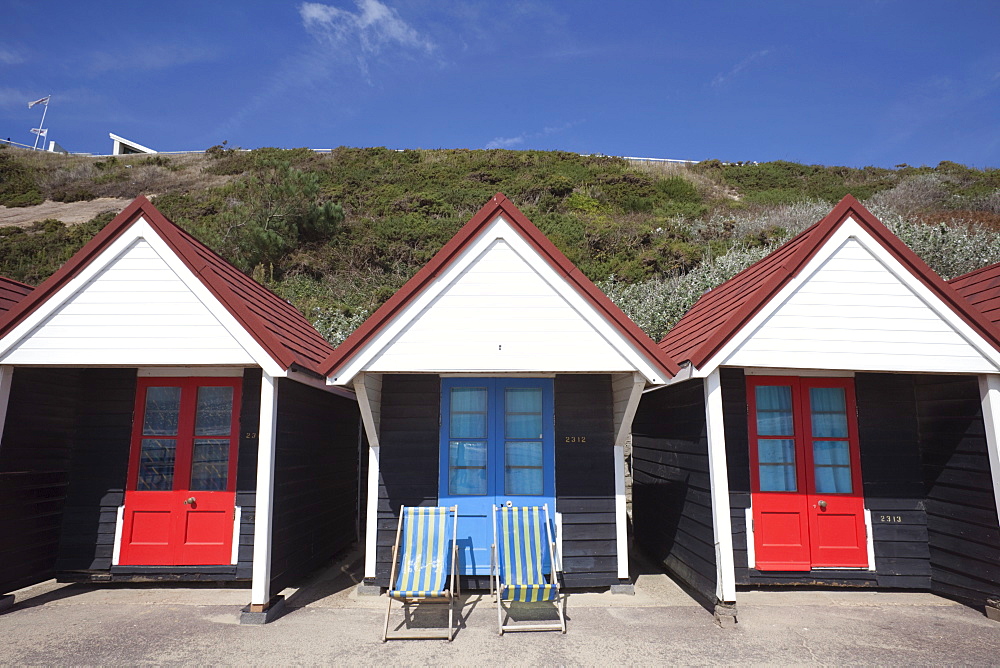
[722,220,1000,374]
[1,227,258,367]
[347,217,660,379]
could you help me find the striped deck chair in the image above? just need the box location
[491,504,566,634]
[383,505,460,641]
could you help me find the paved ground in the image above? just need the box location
[2,550,997,665]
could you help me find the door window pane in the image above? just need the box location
[810,387,848,438]
[757,438,796,492]
[137,438,176,490]
[195,386,234,436]
[755,386,793,436]
[505,441,543,495]
[813,441,853,493]
[450,388,487,439]
[142,387,181,436]
[190,439,229,491]
[505,388,543,438]
[449,441,487,495]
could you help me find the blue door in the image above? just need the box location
[439,378,555,577]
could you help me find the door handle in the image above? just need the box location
[817,500,827,510]
[183,497,196,505]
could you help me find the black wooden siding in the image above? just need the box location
[856,374,931,589]
[0,368,81,595]
[371,374,440,587]
[632,378,718,604]
[56,369,136,573]
[371,374,620,589]
[914,375,1000,608]
[234,368,262,579]
[268,379,360,594]
[554,374,618,588]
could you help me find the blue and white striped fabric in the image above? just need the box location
[497,506,558,603]
[390,506,451,599]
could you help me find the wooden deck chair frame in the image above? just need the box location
[383,505,460,641]
[491,504,567,635]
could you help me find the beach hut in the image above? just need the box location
[322,193,677,592]
[632,196,1000,617]
[0,197,359,622]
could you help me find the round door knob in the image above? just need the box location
[184,497,196,505]
[817,500,827,509]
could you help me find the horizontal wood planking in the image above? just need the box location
[370,374,440,586]
[56,369,135,572]
[3,240,256,366]
[725,239,996,373]
[366,239,634,373]
[0,368,80,594]
[554,374,619,587]
[632,377,718,603]
[268,379,359,593]
[915,375,1000,607]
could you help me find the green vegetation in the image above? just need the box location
[0,146,997,344]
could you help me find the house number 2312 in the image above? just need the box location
[564,436,587,443]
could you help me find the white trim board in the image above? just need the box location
[329,216,667,386]
[693,217,1000,377]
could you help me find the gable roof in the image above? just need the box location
[0,276,32,314]
[660,194,1000,369]
[321,192,678,380]
[0,196,334,375]
[949,263,1000,328]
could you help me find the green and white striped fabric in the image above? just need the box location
[497,506,558,603]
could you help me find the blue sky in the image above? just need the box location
[2,1,998,167]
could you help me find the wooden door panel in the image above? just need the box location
[120,378,240,567]
[808,498,868,567]
[748,376,868,572]
[753,503,811,571]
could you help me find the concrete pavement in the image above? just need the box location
[1,550,997,665]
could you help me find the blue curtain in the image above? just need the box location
[757,438,796,491]
[809,387,847,438]
[755,386,793,436]
[449,441,487,495]
[505,441,543,495]
[813,441,852,493]
[450,387,488,439]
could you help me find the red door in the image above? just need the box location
[748,376,867,571]
[119,377,241,566]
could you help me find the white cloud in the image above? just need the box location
[486,121,581,150]
[88,44,216,74]
[0,47,25,65]
[299,0,435,79]
[711,49,772,88]
[0,87,35,110]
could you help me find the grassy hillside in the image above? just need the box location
[1,144,998,343]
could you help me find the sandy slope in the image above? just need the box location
[0,197,131,227]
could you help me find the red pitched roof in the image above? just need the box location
[0,276,32,314]
[949,263,1000,327]
[660,195,1000,369]
[321,193,678,380]
[0,196,334,374]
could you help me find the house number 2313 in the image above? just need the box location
[564,436,587,443]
